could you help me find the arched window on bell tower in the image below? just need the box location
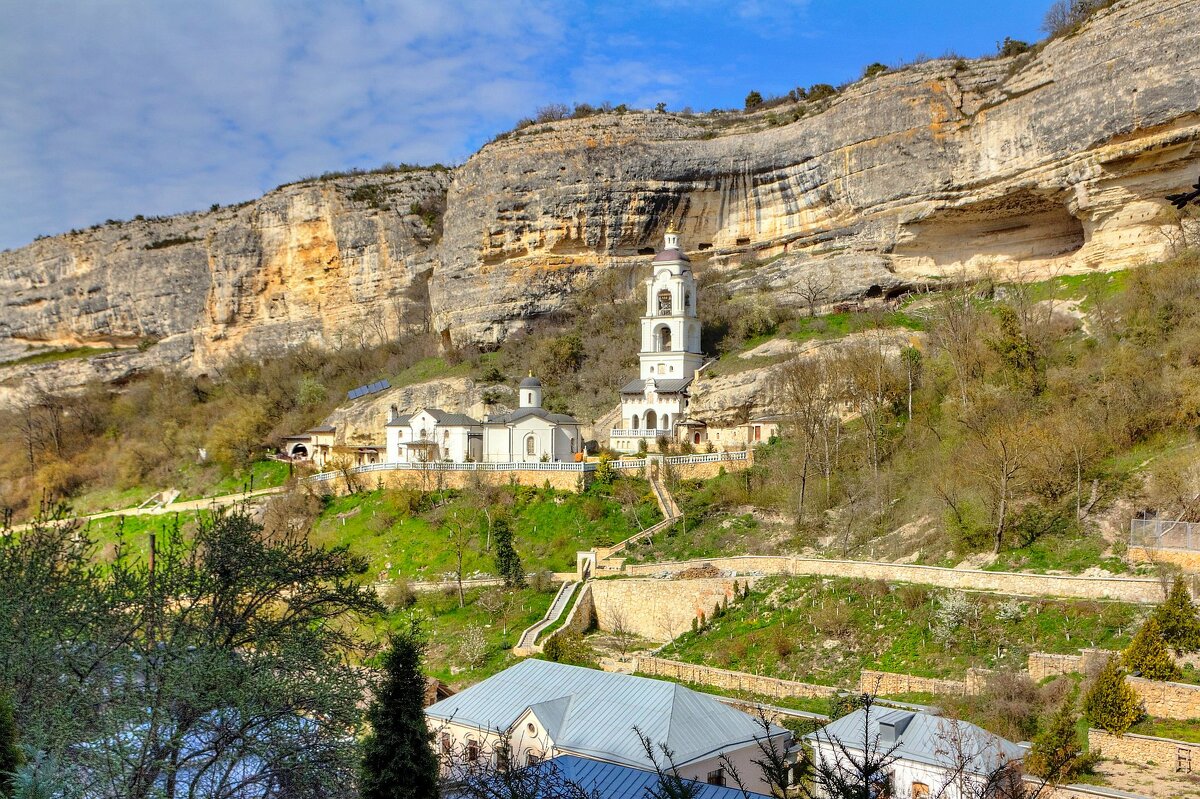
[657,289,672,315]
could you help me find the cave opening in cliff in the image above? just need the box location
[897,190,1085,267]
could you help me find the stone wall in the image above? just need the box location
[316,466,587,495]
[635,656,837,701]
[1127,676,1200,720]
[588,577,755,641]
[1027,649,1113,681]
[859,669,991,697]
[667,458,751,481]
[622,556,1164,603]
[1088,728,1199,775]
[1128,546,1200,573]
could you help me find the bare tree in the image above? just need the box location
[958,392,1037,553]
[634,727,704,799]
[791,270,836,318]
[718,708,795,799]
[444,510,478,608]
[777,355,836,520]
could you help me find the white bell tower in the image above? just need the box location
[640,227,703,381]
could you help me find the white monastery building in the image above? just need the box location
[384,375,583,464]
[611,228,704,453]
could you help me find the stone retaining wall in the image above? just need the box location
[1027,649,1112,681]
[859,669,990,697]
[622,556,1164,603]
[635,656,837,701]
[668,458,751,480]
[319,467,586,495]
[1127,675,1200,720]
[1127,546,1200,573]
[1088,728,1199,774]
[589,577,755,641]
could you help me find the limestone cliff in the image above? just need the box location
[3,0,1199,400]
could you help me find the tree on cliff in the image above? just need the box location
[1123,617,1181,681]
[493,517,525,588]
[1152,575,1200,654]
[359,623,440,799]
[1083,658,1143,735]
[744,91,763,110]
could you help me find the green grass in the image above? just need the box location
[663,576,1140,689]
[1015,270,1130,310]
[0,345,116,367]
[179,459,292,501]
[787,308,926,344]
[986,533,1131,575]
[1130,716,1200,744]
[311,481,659,580]
[393,585,555,687]
[391,356,472,388]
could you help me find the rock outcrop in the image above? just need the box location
[3,0,1199,401]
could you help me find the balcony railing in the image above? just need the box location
[611,429,668,438]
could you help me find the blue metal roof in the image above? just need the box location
[426,659,787,769]
[538,755,769,799]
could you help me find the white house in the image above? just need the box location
[804,708,1025,799]
[384,375,582,464]
[612,228,704,453]
[426,659,790,796]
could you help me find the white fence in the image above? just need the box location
[1131,517,1200,551]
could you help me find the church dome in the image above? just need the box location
[519,375,542,388]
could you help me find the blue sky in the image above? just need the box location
[0,1,1049,251]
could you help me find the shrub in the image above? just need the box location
[534,104,570,123]
[1083,658,1143,734]
[1042,0,1113,38]
[996,37,1031,57]
[806,84,837,102]
[862,62,887,79]
[542,629,594,666]
[381,579,416,611]
[744,91,763,110]
[897,584,930,611]
[1152,575,1200,654]
[1122,617,1181,681]
[1025,697,1097,781]
[933,591,978,643]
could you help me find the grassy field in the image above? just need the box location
[663,576,1141,688]
[310,480,660,580]
[1131,716,1200,744]
[386,585,556,688]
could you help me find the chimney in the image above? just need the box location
[878,712,914,745]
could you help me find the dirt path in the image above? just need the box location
[6,486,286,533]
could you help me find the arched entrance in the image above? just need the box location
[644,410,657,430]
[289,443,308,459]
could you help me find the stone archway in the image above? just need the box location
[290,443,308,459]
[645,409,657,430]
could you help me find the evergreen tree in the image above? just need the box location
[1123,617,1181,681]
[493,518,524,588]
[1025,697,1096,782]
[360,625,440,799]
[1152,576,1200,655]
[1083,658,1143,735]
[0,691,20,797]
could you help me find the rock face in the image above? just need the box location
[0,171,450,400]
[3,0,1200,400]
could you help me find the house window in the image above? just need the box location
[440,732,451,755]
[661,414,669,429]
[693,432,701,444]
[631,415,639,430]
[527,392,533,404]
[706,768,726,787]
[754,425,762,442]
[912,783,929,799]
[526,436,536,456]
[467,739,479,762]
[526,751,541,767]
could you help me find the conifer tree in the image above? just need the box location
[1123,617,1181,681]
[1083,658,1143,735]
[0,690,20,797]
[360,624,440,799]
[493,518,524,588]
[1152,575,1200,655]
[1025,697,1096,782]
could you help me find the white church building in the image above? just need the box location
[611,228,707,453]
[384,375,583,464]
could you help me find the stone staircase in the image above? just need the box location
[514,580,579,654]
[590,469,681,573]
